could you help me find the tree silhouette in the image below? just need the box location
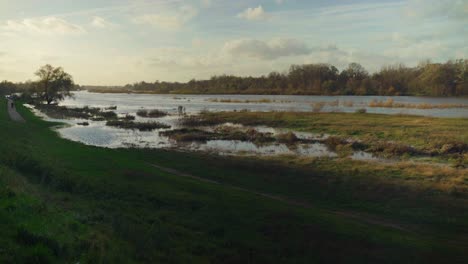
[34,65,74,104]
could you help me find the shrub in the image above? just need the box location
[355,108,367,114]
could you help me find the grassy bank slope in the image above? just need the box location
[0,98,467,263]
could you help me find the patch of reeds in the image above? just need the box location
[137,109,168,118]
[34,104,120,121]
[120,115,136,121]
[276,132,299,144]
[35,105,100,119]
[368,98,468,109]
[106,120,171,131]
[160,129,215,142]
[206,98,284,104]
[311,102,326,112]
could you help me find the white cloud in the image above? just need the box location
[2,17,85,35]
[91,16,114,29]
[237,5,269,21]
[132,6,198,30]
[223,38,310,60]
[276,0,285,4]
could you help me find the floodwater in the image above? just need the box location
[27,91,467,160]
[61,91,468,118]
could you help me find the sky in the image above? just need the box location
[0,0,467,85]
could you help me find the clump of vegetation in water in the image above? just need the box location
[170,128,267,143]
[119,114,136,121]
[276,132,299,144]
[77,122,89,126]
[90,117,106,121]
[137,109,168,118]
[106,120,170,131]
[35,104,101,119]
[368,98,468,109]
[34,104,121,121]
[311,102,326,112]
[161,127,276,144]
[160,128,216,142]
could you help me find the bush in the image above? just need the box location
[355,108,367,114]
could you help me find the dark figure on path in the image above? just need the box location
[11,102,14,109]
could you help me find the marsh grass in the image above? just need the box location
[206,98,289,104]
[106,120,171,131]
[181,111,468,163]
[311,102,326,112]
[161,127,276,144]
[136,109,168,118]
[276,132,299,144]
[119,114,136,121]
[34,104,118,121]
[368,98,468,109]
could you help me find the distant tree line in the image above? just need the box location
[2,59,467,97]
[100,59,466,96]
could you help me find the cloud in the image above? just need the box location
[91,16,114,29]
[223,38,310,60]
[132,6,198,30]
[276,0,285,4]
[405,0,468,21]
[237,5,269,21]
[2,17,85,35]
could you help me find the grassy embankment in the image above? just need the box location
[0,98,467,263]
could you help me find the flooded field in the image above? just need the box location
[26,91,468,162]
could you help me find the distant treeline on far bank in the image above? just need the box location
[2,59,468,97]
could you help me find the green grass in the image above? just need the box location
[0,98,467,263]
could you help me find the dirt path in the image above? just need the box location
[148,163,410,232]
[7,99,25,122]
